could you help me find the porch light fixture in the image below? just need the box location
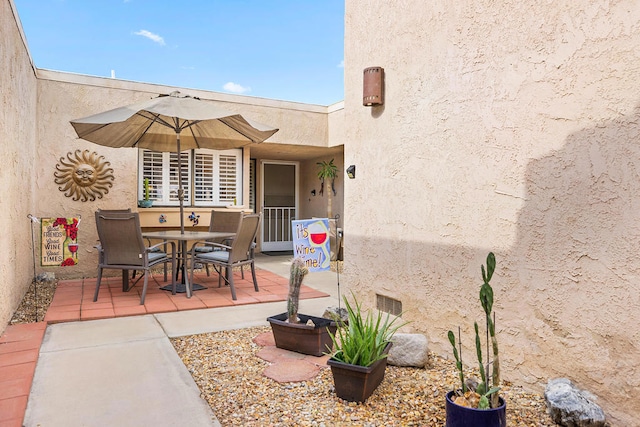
[363,67,384,106]
[346,165,356,179]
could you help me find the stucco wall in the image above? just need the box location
[343,1,640,424]
[33,73,331,279]
[299,155,345,221]
[0,0,38,333]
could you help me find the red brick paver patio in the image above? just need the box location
[0,267,328,426]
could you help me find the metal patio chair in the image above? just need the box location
[189,213,261,300]
[194,210,244,276]
[94,211,176,304]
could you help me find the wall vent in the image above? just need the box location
[376,294,402,316]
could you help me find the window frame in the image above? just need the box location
[138,148,242,207]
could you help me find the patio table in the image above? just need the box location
[142,230,236,297]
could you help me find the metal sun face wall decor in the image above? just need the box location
[54,150,115,201]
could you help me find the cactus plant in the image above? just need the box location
[287,257,308,323]
[447,252,502,410]
[143,178,150,201]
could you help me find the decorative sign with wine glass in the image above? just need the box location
[40,217,79,266]
[292,218,331,272]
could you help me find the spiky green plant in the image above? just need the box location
[328,293,406,367]
[287,258,308,323]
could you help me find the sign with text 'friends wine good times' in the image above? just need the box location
[292,218,330,272]
[41,218,79,266]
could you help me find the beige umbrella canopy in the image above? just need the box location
[70,91,279,232]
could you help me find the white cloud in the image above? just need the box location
[134,30,165,46]
[337,59,344,68]
[223,82,251,94]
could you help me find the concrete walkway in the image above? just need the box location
[22,255,341,427]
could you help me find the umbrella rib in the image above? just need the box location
[136,111,176,131]
[131,111,180,148]
[185,121,202,149]
[218,117,261,143]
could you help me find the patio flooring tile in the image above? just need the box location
[1,265,330,426]
[0,323,46,425]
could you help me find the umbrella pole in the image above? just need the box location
[177,132,185,234]
[175,132,191,297]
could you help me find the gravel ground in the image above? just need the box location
[10,277,57,324]
[171,326,556,427]
[10,265,556,426]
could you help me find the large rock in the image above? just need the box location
[544,378,607,427]
[387,333,429,367]
[322,306,348,323]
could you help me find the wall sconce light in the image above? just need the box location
[363,67,384,106]
[311,189,316,196]
[346,165,356,179]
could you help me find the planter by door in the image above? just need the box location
[327,343,392,402]
[445,390,506,427]
[267,313,337,356]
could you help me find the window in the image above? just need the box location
[139,148,242,206]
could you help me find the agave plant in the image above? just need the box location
[328,293,406,367]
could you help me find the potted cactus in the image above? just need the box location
[138,178,153,208]
[445,252,506,427]
[267,258,337,356]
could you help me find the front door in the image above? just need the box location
[261,161,298,251]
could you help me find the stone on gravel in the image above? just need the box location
[322,306,348,323]
[544,378,607,427]
[253,331,276,347]
[36,272,56,283]
[387,333,429,367]
[263,359,321,383]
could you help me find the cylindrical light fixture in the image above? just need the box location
[363,67,384,106]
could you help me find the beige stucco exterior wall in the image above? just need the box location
[32,73,332,280]
[343,0,640,423]
[0,0,38,332]
[298,155,345,221]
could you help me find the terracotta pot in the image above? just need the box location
[327,343,391,402]
[267,313,337,356]
[445,390,506,427]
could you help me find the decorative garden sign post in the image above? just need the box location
[292,218,331,272]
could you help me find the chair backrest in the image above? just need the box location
[95,209,132,238]
[95,211,145,266]
[97,208,132,214]
[229,213,261,263]
[208,210,243,233]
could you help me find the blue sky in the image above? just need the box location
[13,0,345,105]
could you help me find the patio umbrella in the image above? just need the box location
[70,91,279,233]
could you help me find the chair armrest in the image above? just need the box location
[189,241,230,254]
[146,240,176,254]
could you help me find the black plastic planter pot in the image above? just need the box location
[445,390,507,427]
[327,343,392,402]
[267,313,337,356]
